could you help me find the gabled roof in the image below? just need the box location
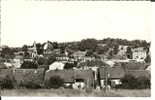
[72,51,86,57]
[14,55,24,60]
[99,67,125,79]
[132,47,146,52]
[78,59,108,67]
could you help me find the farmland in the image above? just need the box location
[0,89,151,97]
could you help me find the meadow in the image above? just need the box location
[0,88,151,97]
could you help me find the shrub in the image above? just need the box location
[19,81,42,89]
[64,63,74,69]
[137,76,151,89]
[120,74,151,89]
[121,74,138,89]
[45,75,64,89]
[21,61,38,69]
[0,76,14,89]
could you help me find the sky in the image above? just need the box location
[1,0,151,47]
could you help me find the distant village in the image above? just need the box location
[0,38,151,90]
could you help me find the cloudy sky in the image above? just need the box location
[1,0,151,47]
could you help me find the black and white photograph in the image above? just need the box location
[0,0,152,97]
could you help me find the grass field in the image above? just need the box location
[0,88,151,97]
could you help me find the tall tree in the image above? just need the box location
[126,47,133,59]
[36,43,43,55]
[79,38,98,51]
[1,47,15,59]
[22,45,29,58]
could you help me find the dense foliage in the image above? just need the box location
[45,76,64,89]
[120,74,150,89]
[21,61,38,69]
[0,76,14,89]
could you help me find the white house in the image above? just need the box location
[132,47,147,61]
[13,55,24,68]
[49,61,65,70]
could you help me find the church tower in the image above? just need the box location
[31,41,38,58]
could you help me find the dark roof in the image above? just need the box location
[78,59,109,67]
[99,67,125,79]
[126,70,151,79]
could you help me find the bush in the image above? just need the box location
[45,75,64,89]
[120,74,151,89]
[19,81,42,89]
[64,63,75,69]
[0,76,14,89]
[121,74,138,89]
[21,61,38,69]
[137,76,151,89]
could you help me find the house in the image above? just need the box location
[4,61,13,69]
[145,65,151,72]
[56,54,69,63]
[132,47,147,61]
[43,41,54,55]
[14,51,24,56]
[28,41,38,58]
[71,51,86,61]
[78,59,107,70]
[13,55,24,68]
[45,69,94,89]
[99,67,125,88]
[52,49,61,55]
[74,70,94,89]
[49,61,65,70]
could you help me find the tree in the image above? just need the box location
[22,45,30,58]
[145,55,151,63]
[1,47,15,59]
[85,50,94,57]
[36,43,43,55]
[37,57,48,65]
[64,62,76,69]
[46,55,56,65]
[121,74,138,89]
[52,42,58,49]
[126,47,132,59]
[45,75,64,89]
[21,61,38,69]
[107,50,113,59]
[95,45,109,54]
[137,76,151,89]
[0,75,14,89]
[79,38,98,51]
[113,44,119,55]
